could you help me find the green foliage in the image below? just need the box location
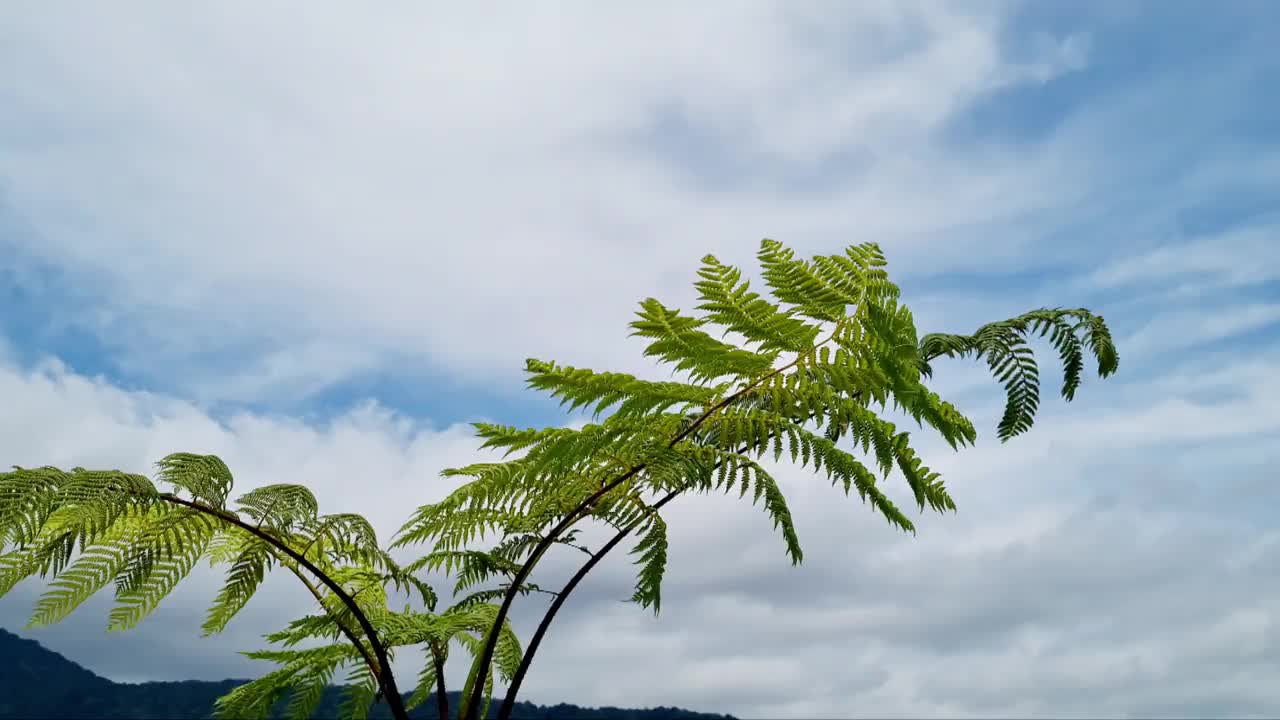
[202,535,275,636]
[213,643,357,720]
[156,453,235,510]
[418,239,1117,720]
[628,511,669,613]
[0,454,519,720]
[525,360,728,421]
[694,253,822,353]
[0,239,1119,720]
[400,241,1115,650]
[629,298,777,383]
[919,307,1119,440]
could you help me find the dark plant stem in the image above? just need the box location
[496,388,857,719]
[431,641,450,720]
[460,379,784,718]
[463,325,848,720]
[155,493,411,720]
[495,487,679,720]
[493,431,782,719]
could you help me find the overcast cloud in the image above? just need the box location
[1,2,1278,718]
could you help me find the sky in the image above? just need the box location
[1,1,1278,718]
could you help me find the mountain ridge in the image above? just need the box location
[0,628,737,720]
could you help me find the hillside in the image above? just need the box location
[0,629,736,720]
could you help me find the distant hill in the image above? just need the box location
[0,628,737,720]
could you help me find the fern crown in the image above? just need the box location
[0,239,1118,720]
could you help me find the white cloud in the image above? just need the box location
[3,338,1279,717]
[1084,222,1280,295]
[2,2,1279,718]
[0,2,1093,396]
[1118,302,1280,361]
[175,341,384,407]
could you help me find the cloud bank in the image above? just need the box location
[2,1,1278,717]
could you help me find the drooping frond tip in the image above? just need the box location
[918,307,1119,442]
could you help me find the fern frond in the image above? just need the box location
[213,664,297,720]
[0,547,41,595]
[327,564,391,615]
[393,501,512,553]
[296,512,381,569]
[524,358,729,420]
[787,427,915,532]
[455,603,523,684]
[155,453,234,509]
[263,611,347,648]
[0,466,68,549]
[0,467,158,554]
[107,511,217,631]
[659,441,807,564]
[406,641,446,712]
[705,450,803,562]
[234,484,320,532]
[918,307,1119,441]
[283,662,336,720]
[470,424,574,458]
[338,660,380,720]
[455,631,489,720]
[757,238,863,321]
[373,550,439,611]
[628,512,668,614]
[214,643,358,720]
[694,254,823,353]
[408,549,521,596]
[202,536,275,636]
[451,582,554,612]
[27,504,162,627]
[630,297,778,383]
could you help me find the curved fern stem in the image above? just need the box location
[496,300,1118,713]
[464,323,845,720]
[496,410,802,720]
[497,491,673,720]
[273,551,381,693]
[155,492,410,720]
[430,640,450,720]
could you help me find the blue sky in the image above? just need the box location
[1,3,1278,718]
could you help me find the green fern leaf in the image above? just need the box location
[628,512,668,614]
[155,453,234,509]
[630,297,777,383]
[694,254,822,353]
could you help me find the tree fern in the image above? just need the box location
[0,456,424,720]
[401,239,1120,720]
[1,239,1119,720]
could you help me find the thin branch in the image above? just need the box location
[272,549,380,684]
[153,492,411,720]
[494,487,678,720]
[497,388,857,719]
[465,322,849,720]
[430,640,450,720]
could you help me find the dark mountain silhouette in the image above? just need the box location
[0,628,736,720]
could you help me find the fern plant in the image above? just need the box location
[0,455,523,720]
[0,240,1118,720]
[390,240,1119,720]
